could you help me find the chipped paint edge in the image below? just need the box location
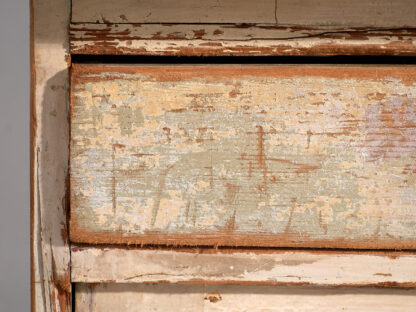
[70,24,416,56]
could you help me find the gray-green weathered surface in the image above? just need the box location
[70,64,416,248]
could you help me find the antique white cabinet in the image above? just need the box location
[31,1,416,311]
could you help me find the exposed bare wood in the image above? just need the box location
[71,0,276,24]
[71,246,416,287]
[69,23,416,56]
[75,283,416,311]
[72,0,416,27]
[31,0,71,311]
[70,64,416,249]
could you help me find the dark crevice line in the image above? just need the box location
[69,20,416,29]
[71,283,76,312]
[68,27,416,44]
[70,242,416,254]
[69,0,73,24]
[274,0,278,24]
[197,27,416,42]
[71,21,257,25]
[71,54,416,65]
[69,23,416,35]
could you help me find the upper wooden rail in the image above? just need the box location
[72,0,416,26]
[70,24,416,56]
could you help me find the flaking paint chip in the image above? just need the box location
[204,291,222,303]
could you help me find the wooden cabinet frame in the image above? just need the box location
[31,0,416,311]
[31,0,71,311]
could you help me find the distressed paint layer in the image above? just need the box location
[70,23,416,56]
[71,246,416,287]
[75,283,416,312]
[71,0,416,27]
[276,0,416,27]
[70,64,416,248]
[32,0,72,311]
[71,0,276,24]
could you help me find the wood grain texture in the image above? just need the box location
[69,23,416,56]
[75,283,416,312]
[71,246,416,287]
[71,0,416,27]
[70,64,416,249]
[31,0,71,311]
[71,0,276,24]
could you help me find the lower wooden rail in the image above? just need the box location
[71,246,416,287]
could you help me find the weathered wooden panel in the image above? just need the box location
[70,23,416,56]
[277,0,416,27]
[76,283,416,312]
[71,247,416,287]
[31,0,71,311]
[71,0,416,27]
[70,64,416,249]
[71,0,276,24]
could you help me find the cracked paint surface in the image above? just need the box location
[70,65,416,248]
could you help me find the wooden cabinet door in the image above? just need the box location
[32,1,416,311]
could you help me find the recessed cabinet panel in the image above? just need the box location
[70,64,416,248]
[75,283,416,312]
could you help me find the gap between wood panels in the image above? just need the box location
[70,243,416,255]
[70,55,416,65]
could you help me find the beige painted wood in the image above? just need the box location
[71,0,276,24]
[71,0,416,26]
[70,23,416,56]
[70,64,416,249]
[31,0,71,311]
[277,0,416,27]
[75,283,416,312]
[71,246,416,287]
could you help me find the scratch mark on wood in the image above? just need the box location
[112,144,117,216]
[151,164,175,227]
[274,0,278,24]
[284,198,297,234]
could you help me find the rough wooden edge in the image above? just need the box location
[70,63,416,82]
[31,0,71,311]
[70,23,416,56]
[30,0,35,309]
[70,228,416,250]
[71,246,416,287]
